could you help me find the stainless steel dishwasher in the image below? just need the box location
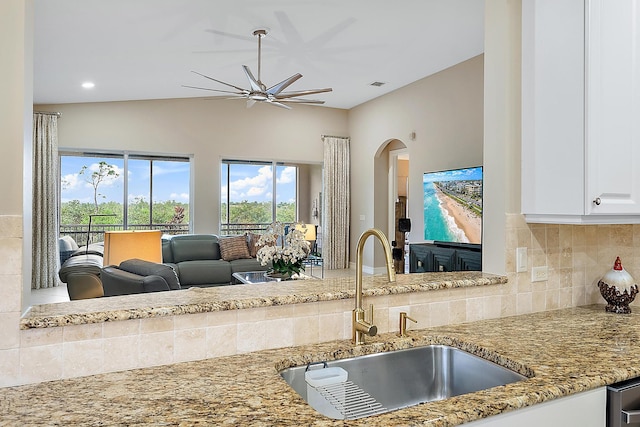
[608,378,640,427]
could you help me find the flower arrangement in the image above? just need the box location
[256,221,310,278]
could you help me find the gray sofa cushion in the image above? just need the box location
[72,242,105,258]
[59,235,79,264]
[170,234,221,263]
[58,254,103,283]
[119,259,181,290]
[176,260,231,285]
[101,266,171,296]
[161,236,174,263]
[229,258,268,274]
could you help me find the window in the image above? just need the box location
[60,152,191,245]
[220,160,297,234]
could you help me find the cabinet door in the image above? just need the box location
[465,387,606,427]
[586,0,640,215]
[521,0,586,220]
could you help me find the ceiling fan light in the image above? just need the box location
[249,93,268,101]
[185,29,331,109]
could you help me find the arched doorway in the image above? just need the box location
[373,139,408,273]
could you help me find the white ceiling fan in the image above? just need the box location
[183,29,332,109]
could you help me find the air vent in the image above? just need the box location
[369,81,386,87]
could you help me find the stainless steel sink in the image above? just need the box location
[279,345,528,420]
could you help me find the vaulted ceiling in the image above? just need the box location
[34,0,484,109]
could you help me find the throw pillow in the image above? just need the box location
[219,235,252,261]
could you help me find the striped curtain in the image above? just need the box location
[322,136,350,269]
[32,113,60,289]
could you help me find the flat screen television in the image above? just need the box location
[422,166,483,244]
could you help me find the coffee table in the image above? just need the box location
[232,270,313,284]
[303,255,323,278]
[232,271,281,284]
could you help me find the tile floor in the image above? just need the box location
[30,283,71,305]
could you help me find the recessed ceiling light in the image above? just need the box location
[370,81,386,87]
[81,82,95,89]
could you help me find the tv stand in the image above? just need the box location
[409,241,481,272]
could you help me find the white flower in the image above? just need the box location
[256,221,310,268]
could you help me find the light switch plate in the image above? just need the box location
[516,247,527,272]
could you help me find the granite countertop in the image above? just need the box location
[5,305,640,426]
[21,271,506,329]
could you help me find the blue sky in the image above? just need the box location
[60,156,190,204]
[423,166,483,183]
[221,163,296,203]
[61,156,296,205]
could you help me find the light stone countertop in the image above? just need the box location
[3,305,640,426]
[21,271,507,329]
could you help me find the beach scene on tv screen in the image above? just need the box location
[423,166,482,244]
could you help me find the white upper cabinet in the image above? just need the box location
[522,0,640,223]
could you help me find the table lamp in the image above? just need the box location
[103,230,162,267]
[296,223,317,253]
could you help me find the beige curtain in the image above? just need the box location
[322,136,350,269]
[32,113,60,289]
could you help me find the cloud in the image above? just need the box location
[229,165,272,200]
[61,173,81,191]
[169,192,189,201]
[82,162,124,188]
[152,163,190,177]
[277,166,296,184]
[246,186,266,197]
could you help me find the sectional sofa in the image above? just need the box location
[58,233,269,299]
[159,234,268,287]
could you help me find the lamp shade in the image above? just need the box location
[296,223,316,241]
[103,230,162,266]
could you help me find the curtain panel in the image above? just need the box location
[32,113,60,289]
[322,136,350,269]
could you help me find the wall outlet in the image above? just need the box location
[531,266,548,282]
[516,247,527,272]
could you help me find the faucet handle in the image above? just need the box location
[398,312,417,337]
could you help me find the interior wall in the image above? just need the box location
[347,55,484,270]
[2,0,32,313]
[397,159,409,198]
[35,99,348,234]
[297,164,310,223]
[483,0,522,274]
[309,164,323,224]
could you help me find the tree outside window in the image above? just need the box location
[60,153,191,245]
[221,160,297,234]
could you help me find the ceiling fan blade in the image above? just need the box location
[203,96,249,101]
[276,88,333,99]
[266,73,302,96]
[204,29,255,43]
[190,71,248,92]
[268,101,292,110]
[277,98,326,105]
[242,65,264,92]
[182,85,246,95]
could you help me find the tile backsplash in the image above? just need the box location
[1,213,638,387]
[505,213,640,312]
